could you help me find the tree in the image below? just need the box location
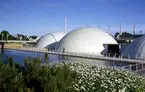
[0,30,17,40]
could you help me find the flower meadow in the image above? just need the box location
[0,57,145,92]
[67,62,145,92]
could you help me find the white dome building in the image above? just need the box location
[56,27,118,55]
[36,32,66,48]
[121,35,145,60]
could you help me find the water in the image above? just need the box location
[0,49,130,67]
[2,49,59,65]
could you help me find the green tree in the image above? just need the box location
[0,30,16,40]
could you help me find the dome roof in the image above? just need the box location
[36,32,66,48]
[56,27,118,55]
[121,35,145,60]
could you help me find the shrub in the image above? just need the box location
[0,57,145,92]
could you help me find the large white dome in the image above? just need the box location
[56,27,118,55]
[121,35,145,60]
[36,32,66,48]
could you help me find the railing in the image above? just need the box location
[3,47,145,64]
[122,63,145,71]
[3,47,145,73]
[2,47,140,60]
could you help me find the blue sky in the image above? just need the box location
[0,0,145,36]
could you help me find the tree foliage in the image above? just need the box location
[0,30,16,40]
[0,57,76,92]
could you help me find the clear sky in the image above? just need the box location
[0,0,145,36]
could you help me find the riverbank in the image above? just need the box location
[4,43,23,48]
[5,47,48,53]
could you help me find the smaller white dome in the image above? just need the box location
[36,32,66,48]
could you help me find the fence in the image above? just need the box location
[3,47,145,73]
[122,63,145,71]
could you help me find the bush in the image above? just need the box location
[0,57,76,92]
[0,57,145,92]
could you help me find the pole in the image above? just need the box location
[120,24,122,35]
[1,42,4,53]
[65,17,67,33]
[133,23,136,35]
